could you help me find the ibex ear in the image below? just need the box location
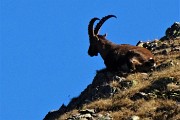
[103,33,107,37]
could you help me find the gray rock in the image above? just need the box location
[161,49,169,55]
[128,115,140,120]
[155,61,174,71]
[172,46,180,51]
[79,109,95,114]
[80,113,92,118]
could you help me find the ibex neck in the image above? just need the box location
[98,38,116,59]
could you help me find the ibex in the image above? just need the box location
[88,15,156,72]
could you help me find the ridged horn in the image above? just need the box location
[88,17,100,38]
[94,15,117,35]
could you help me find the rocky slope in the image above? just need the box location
[44,22,180,120]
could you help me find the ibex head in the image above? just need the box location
[88,15,117,57]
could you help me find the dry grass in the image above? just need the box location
[82,99,113,111]
[111,99,179,120]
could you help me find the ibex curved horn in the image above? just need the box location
[88,17,100,38]
[94,15,117,35]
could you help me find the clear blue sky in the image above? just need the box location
[1,0,179,120]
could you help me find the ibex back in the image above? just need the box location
[88,15,156,72]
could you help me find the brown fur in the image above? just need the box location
[88,15,155,72]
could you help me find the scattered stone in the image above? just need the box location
[97,114,103,118]
[67,109,112,120]
[161,43,169,49]
[128,115,140,120]
[119,80,133,90]
[155,61,174,71]
[161,49,169,55]
[167,83,180,90]
[136,41,143,47]
[140,73,149,80]
[113,75,124,81]
[172,46,180,51]
[131,92,149,100]
[79,109,95,115]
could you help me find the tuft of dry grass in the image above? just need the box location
[82,99,113,111]
[110,80,120,88]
